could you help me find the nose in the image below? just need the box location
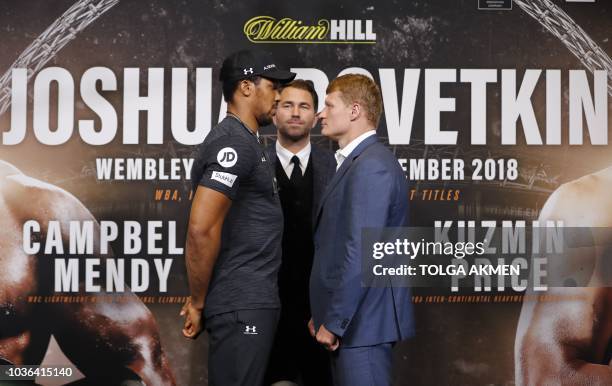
[292,105,300,117]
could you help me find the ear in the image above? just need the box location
[350,102,361,122]
[238,79,253,97]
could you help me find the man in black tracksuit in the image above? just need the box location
[182,49,295,386]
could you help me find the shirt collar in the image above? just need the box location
[336,130,376,160]
[276,140,311,172]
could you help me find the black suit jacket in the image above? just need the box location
[266,141,336,226]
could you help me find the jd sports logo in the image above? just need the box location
[244,325,258,335]
[217,147,238,168]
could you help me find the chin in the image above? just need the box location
[288,133,308,142]
[288,127,308,136]
[257,115,274,127]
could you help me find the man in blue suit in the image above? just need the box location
[309,74,415,386]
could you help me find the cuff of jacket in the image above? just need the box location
[323,317,351,338]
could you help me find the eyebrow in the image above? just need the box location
[280,100,312,107]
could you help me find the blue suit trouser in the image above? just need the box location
[330,342,393,386]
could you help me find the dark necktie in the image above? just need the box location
[290,155,302,185]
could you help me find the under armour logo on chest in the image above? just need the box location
[243,68,253,75]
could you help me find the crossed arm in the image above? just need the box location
[515,287,612,385]
[514,186,612,385]
[10,174,176,385]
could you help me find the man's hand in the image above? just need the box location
[316,324,339,351]
[308,317,315,337]
[180,297,204,339]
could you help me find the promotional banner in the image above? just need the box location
[0,0,610,385]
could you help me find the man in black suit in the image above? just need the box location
[265,80,335,386]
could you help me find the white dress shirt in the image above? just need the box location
[335,130,376,170]
[276,141,311,178]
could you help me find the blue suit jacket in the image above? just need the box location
[310,134,415,348]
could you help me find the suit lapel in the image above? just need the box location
[310,145,328,218]
[314,135,378,229]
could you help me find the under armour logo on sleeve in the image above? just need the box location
[243,67,253,75]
